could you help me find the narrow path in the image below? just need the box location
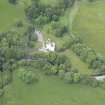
[69,0,81,34]
[34,30,44,48]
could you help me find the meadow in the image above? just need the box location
[3,71,105,105]
[0,0,24,31]
[73,0,105,56]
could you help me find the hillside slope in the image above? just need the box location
[73,0,105,56]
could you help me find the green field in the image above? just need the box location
[64,50,93,74]
[0,0,24,31]
[73,0,105,56]
[3,71,105,105]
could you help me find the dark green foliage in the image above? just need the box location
[55,54,67,65]
[91,56,105,70]
[73,73,81,83]
[26,2,61,25]
[64,72,74,83]
[0,76,3,89]
[0,57,4,72]
[24,25,37,48]
[16,20,23,27]
[58,70,65,79]
[64,71,81,84]
[8,0,17,4]
[0,31,24,48]
[80,75,91,85]
[43,64,52,75]
[44,65,58,75]
[18,68,39,84]
[0,89,4,97]
[63,37,75,50]
[71,39,102,70]
[43,52,72,75]
[80,75,99,88]
[89,79,99,87]
[59,0,75,9]
[46,52,70,67]
[88,0,96,2]
[1,71,12,87]
[25,0,74,25]
[51,22,68,37]
[47,52,57,65]
[99,80,105,89]
[68,34,105,73]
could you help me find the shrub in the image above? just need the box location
[8,0,17,4]
[58,70,65,79]
[62,37,74,50]
[80,75,91,85]
[44,65,58,75]
[0,89,4,97]
[18,68,38,84]
[54,26,68,37]
[51,22,68,37]
[73,73,81,83]
[99,80,105,89]
[16,20,23,27]
[0,79,3,88]
[43,64,52,75]
[89,79,99,88]
[47,52,57,65]
[55,54,67,65]
[64,72,74,83]
[2,72,12,87]
[50,66,58,75]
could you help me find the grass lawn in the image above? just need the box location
[72,0,105,56]
[40,0,59,6]
[3,71,105,105]
[0,0,24,31]
[64,50,93,74]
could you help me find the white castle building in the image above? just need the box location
[35,30,55,52]
[45,39,55,52]
[95,75,105,81]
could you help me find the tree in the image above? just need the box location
[55,54,67,65]
[47,52,57,65]
[99,80,105,89]
[18,68,38,84]
[59,0,75,9]
[72,43,85,56]
[43,64,58,75]
[79,47,88,61]
[91,56,105,70]
[16,20,23,27]
[63,37,74,50]
[50,66,58,75]
[43,64,52,75]
[86,49,97,65]
[58,70,65,79]
[0,89,4,97]
[64,72,74,83]
[80,75,91,85]
[51,22,68,37]
[73,73,81,83]
[8,0,17,4]
[90,79,99,88]
[0,78,2,89]
[0,58,3,72]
